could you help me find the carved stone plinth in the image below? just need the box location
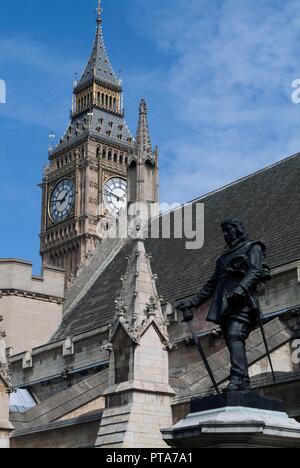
[162,392,300,448]
[190,391,285,413]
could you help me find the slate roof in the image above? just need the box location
[51,108,133,156]
[52,152,300,341]
[74,23,121,92]
[10,369,108,430]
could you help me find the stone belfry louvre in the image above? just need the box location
[40,1,134,284]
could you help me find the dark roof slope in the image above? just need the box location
[75,24,121,92]
[52,152,300,341]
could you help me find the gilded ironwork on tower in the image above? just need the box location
[40,2,134,286]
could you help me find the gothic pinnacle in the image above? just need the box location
[97,0,103,25]
[139,98,148,115]
[136,98,152,156]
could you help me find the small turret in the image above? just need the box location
[128,99,159,220]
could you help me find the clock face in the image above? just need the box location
[49,179,75,223]
[103,177,127,217]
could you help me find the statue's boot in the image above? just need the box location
[223,382,241,392]
[223,376,252,393]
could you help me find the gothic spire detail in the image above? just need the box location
[74,1,121,92]
[109,239,169,346]
[97,0,102,25]
[49,4,134,155]
[135,99,153,161]
[128,100,159,208]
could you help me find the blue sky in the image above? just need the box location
[1,0,300,273]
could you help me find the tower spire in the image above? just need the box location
[136,99,152,159]
[74,0,121,93]
[127,99,159,215]
[97,0,102,25]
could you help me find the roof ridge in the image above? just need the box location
[189,151,300,205]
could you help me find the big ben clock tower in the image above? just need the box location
[40,1,134,283]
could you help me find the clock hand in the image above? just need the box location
[50,198,62,205]
[55,188,73,206]
[104,189,122,202]
[60,189,72,205]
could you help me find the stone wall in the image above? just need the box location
[10,328,109,402]
[0,259,65,354]
[0,380,13,448]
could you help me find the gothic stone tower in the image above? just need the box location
[95,237,174,448]
[128,99,159,221]
[40,3,134,282]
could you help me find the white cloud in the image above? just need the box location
[129,0,300,203]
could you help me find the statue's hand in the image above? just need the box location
[182,309,194,323]
[227,286,245,307]
[177,301,194,322]
[231,286,245,297]
[177,300,192,312]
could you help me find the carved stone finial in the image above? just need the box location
[97,0,103,25]
[145,296,158,317]
[114,297,127,319]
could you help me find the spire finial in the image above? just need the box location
[97,0,102,25]
[139,98,147,115]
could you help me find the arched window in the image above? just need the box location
[101,93,104,105]
[114,152,118,163]
[109,96,112,108]
[108,150,112,161]
[105,95,108,107]
[97,92,100,103]
[113,97,117,110]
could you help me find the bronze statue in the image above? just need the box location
[179,218,271,392]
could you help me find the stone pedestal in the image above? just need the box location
[162,392,300,448]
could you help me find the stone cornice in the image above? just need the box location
[0,289,64,304]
